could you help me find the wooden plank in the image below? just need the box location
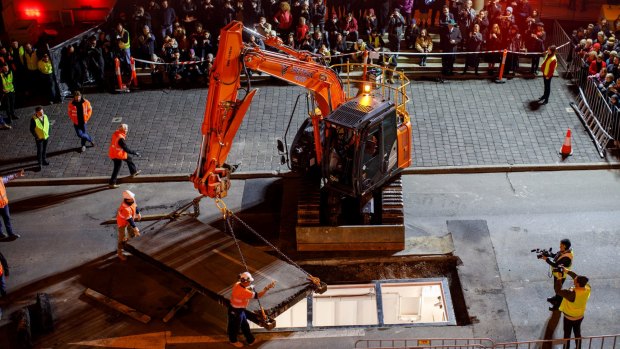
[84,288,151,324]
[163,289,197,323]
[296,225,405,251]
[125,218,317,325]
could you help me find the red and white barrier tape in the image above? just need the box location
[132,57,208,65]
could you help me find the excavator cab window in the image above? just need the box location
[359,109,398,194]
[327,126,356,187]
[360,127,383,193]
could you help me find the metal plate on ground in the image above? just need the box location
[125,218,316,325]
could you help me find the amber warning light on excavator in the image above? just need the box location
[363,83,372,94]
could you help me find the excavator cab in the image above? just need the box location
[323,96,400,199]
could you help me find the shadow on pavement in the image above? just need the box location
[0,147,82,167]
[528,100,543,111]
[8,185,110,213]
[0,252,208,348]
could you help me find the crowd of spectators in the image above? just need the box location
[1,0,554,127]
[579,17,620,110]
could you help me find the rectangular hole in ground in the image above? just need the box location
[251,257,471,330]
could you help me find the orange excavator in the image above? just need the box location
[191,21,412,248]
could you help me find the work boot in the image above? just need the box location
[42,160,50,166]
[109,184,120,189]
[131,170,142,177]
[8,233,20,239]
[80,146,86,153]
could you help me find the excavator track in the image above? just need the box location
[380,174,404,225]
[297,176,321,226]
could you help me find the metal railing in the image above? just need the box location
[495,334,620,349]
[558,21,619,156]
[354,335,620,349]
[354,338,495,349]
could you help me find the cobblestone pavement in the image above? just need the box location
[0,76,611,178]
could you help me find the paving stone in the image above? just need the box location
[0,77,607,178]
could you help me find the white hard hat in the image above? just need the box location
[122,190,135,200]
[239,272,254,283]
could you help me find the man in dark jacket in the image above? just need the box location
[0,251,9,297]
[441,19,462,76]
[387,8,406,55]
[108,123,141,188]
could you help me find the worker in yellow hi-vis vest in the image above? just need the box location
[554,268,590,349]
[538,45,557,105]
[29,106,50,170]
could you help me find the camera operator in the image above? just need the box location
[554,268,591,349]
[540,238,574,310]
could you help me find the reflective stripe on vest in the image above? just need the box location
[1,71,14,92]
[552,250,573,279]
[108,130,128,160]
[0,180,8,208]
[372,36,381,48]
[116,201,137,227]
[0,261,3,276]
[542,54,557,77]
[230,282,255,308]
[38,61,53,75]
[68,99,93,125]
[559,284,591,320]
[33,115,50,140]
[120,29,131,49]
[24,52,38,71]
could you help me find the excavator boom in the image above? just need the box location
[191,21,346,198]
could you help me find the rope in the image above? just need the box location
[220,199,272,324]
[214,198,323,289]
[139,196,202,233]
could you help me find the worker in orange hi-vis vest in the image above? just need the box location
[67,91,95,153]
[0,169,25,240]
[538,45,557,105]
[227,272,276,347]
[116,190,142,261]
[108,124,141,189]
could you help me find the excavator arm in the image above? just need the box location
[191,21,346,198]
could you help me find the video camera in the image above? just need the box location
[531,247,554,259]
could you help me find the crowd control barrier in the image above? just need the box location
[354,334,620,349]
[560,20,620,157]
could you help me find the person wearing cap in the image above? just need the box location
[498,6,515,33]
[116,190,142,261]
[228,271,275,347]
[68,91,95,153]
[539,45,557,105]
[604,36,616,52]
[30,106,50,170]
[108,124,142,188]
[0,169,25,240]
[440,18,461,76]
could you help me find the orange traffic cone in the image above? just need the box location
[560,128,573,157]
